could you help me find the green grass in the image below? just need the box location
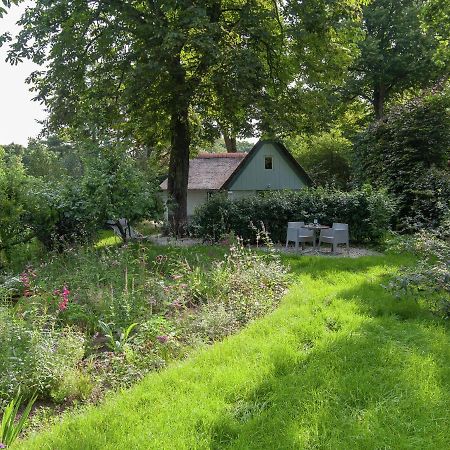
[94,229,122,248]
[17,253,450,449]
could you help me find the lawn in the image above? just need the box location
[17,252,450,449]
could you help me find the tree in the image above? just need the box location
[353,85,450,230]
[422,0,450,63]
[288,132,353,189]
[82,145,163,242]
[345,0,447,118]
[4,0,365,235]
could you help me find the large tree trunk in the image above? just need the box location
[373,83,386,119]
[166,50,191,237]
[223,132,237,153]
[167,104,190,236]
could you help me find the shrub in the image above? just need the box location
[387,231,450,317]
[353,86,450,231]
[0,310,86,407]
[50,369,93,404]
[191,187,394,243]
[82,145,163,242]
[0,148,34,263]
[25,180,96,251]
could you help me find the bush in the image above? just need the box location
[353,86,450,231]
[0,148,34,263]
[26,180,97,251]
[0,309,86,407]
[82,145,163,241]
[191,187,394,244]
[387,231,450,317]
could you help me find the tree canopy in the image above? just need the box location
[344,0,448,119]
[3,0,366,234]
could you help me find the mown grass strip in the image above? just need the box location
[17,254,450,449]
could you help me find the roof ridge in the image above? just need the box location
[197,152,247,159]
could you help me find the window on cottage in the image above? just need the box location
[264,156,273,170]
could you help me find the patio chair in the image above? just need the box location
[286,222,315,251]
[318,223,349,253]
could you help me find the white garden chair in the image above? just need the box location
[286,222,315,251]
[318,223,349,253]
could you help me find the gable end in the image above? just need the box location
[221,140,313,190]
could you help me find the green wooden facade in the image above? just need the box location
[225,141,311,192]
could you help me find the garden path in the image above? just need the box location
[149,235,381,258]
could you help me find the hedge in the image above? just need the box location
[191,187,395,244]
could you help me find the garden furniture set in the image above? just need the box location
[286,221,349,253]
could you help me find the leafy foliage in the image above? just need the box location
[98,321,138,353]
[192,187,394,243]
[2,137,83,181]
[287,132,353,189]
[81,145,163,239]
[344,0,448,118]
[0,308,86,407]
[0,147,34,261]
[353,86,450,231]
[388,230,450,317]
[0,389,37,448]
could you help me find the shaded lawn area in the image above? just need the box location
[17,253,450,449]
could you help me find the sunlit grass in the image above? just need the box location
[17,253,450,449]
[94,229,122,248]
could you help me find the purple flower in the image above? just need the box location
[171,300,182,309]
[156,335,169,344]
[0,443,7,448]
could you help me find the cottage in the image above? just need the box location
[160,140,312,217]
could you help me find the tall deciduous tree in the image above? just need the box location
[345,0,447,118]
[3,0,364,234]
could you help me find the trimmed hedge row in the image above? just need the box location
[191,187,395,243]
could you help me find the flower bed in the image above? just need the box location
[0,238,288,429]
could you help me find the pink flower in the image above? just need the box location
[58,300,68,311]
[56,284,70,311]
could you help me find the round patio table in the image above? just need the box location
[303,224,330,249]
